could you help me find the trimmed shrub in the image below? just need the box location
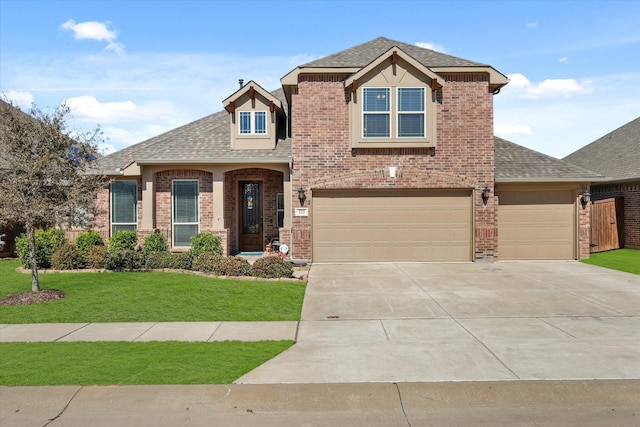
[192,252,222,273]
[252,256,294,279]
[145,251,173,270]
[105,249,144,271]
[74,231,105,254]
[213,256,253,277]
[85,245,108,269]
[16,228,67,269]
[142,232,169,259]
[108,230,138,252]
[170,251,193,270]
[189,232,223,258]
[51,243,86,270]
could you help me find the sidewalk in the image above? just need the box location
[0,321,298,342]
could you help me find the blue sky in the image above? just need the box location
[1,0,639,158]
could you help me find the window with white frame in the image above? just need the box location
[276,193,284,228]
[363,88,390,138]
[239,111,267,135]
[173,180,199,247]
[111,181,137,235]
[397,87,425,137]
[362,87,426,139]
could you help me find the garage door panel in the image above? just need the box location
[312,190,472,262]
[498,190,575,260]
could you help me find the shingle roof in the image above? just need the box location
[495,136,605,183]
[301,36,484,68]
[563,117,640,182]
[95,88,291,175]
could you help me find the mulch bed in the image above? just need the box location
[0,290,65,306]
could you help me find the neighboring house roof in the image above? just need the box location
[495,136,606,183]
[563,117,640,183]
[95,88,291,175]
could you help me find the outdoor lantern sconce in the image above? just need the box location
[297,187,307,206]
[481,187,491,205]
[580,189,591,209]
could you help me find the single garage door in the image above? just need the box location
[498,190,576,260]
[312,189,472,262]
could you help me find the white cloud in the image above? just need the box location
[504,73,593,99]
[558,56,569,63]
[65,96,136,122]
[2,90,34,108]
[494,124,533,137]
[527,20,538,28]
[415,42,447,53]
[61,19,125,55]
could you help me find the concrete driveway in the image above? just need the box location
[237,262,640,384]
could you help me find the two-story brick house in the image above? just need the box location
[92,37,602,262]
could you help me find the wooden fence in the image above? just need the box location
[590,197,624,253]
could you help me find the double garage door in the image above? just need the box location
[312,190,472,262]
[498,189,576,260]
[312,188,577,262]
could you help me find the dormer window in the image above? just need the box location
[239,111,267,135]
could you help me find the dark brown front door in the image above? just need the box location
[239,181,263,252]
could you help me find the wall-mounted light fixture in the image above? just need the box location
[481,186,491,205]
[580,189,591,209]
[297,187,307,206]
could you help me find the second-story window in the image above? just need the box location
[362,87,426,139]
[363,88,390,138]
[239,111,267,135]
[397,87,425,137]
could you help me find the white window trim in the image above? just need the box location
[238,111,268,135]
[172,179,200,248]
[396,87,426,138]
[110,180,137,235]
[362,87,390,139]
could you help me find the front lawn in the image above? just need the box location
[0,259,306,323]
[0,341,292,385]
[581,249,640,275]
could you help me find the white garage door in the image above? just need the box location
[312,190,472,262]
[498,190,576,260]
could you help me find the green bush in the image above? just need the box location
[192,252,223,273]
[145,251,173,270]
[170,252,193,270]
[51,243,86,270]
[108,230,138,252]
[85,245,108,269]
[213,256,253,277]
[74,231,105,254]
[16,228,67,269]
[189,232,223,258]
[252,256,294,278]
[105,249,144,271]
[142,232,169,259]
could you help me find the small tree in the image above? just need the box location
[0,99,106,291]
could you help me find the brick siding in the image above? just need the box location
[290,73,496,261]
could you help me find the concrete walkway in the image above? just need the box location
[0,321,297,343]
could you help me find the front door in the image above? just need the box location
[239,181,263,252]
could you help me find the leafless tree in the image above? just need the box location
[0,99,107,291]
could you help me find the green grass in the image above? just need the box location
[0,259,305,323]
[582,249,640,275]
[0,341,293,385]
